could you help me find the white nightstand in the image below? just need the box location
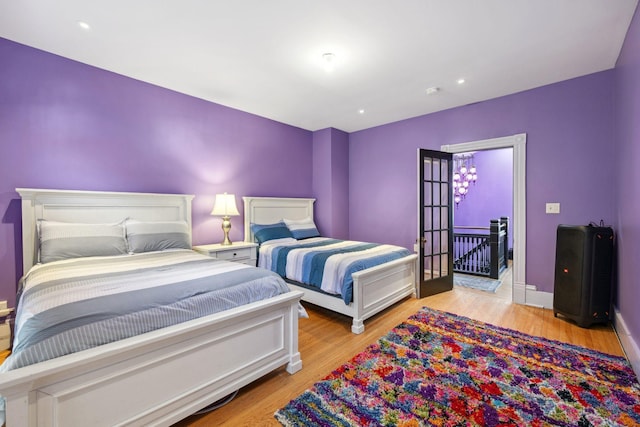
[193,242,258,266]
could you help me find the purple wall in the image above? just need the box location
[349,70,617,294]
[312,128,349,239]
[2,11,639,350]
[0,38,313,307]
[614,4,640,346]
[453,148,513,249]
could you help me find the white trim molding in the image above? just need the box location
[521,287,553,309]
[614,309,640,379]
[442,133,528,304]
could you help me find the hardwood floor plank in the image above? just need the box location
[174,280,624,427]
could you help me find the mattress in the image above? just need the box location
[2,249,291,371]
[258,237,413,304]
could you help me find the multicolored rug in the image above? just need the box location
[275,307,640,426]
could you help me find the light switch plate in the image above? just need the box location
[545,202,560,214]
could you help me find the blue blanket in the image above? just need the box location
[262,238,412,304]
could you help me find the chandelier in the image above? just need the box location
[452,153,477,206]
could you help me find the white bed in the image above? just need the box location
[0,188,303,427]
[243,196,418,334]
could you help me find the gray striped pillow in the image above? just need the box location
[39,220,128,264]
[283,217,320,240]
[126,219,191,253]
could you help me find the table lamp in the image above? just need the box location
[211,193,240,245]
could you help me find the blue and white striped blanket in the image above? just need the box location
[258,237,413,304]
[1,249,291,371]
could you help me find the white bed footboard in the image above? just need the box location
[350,253,418,333]
[0,291,303,427]
[285,254,417,333]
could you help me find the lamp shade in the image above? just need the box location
[211,193,240,216]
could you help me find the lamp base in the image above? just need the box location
[221,216,233,245]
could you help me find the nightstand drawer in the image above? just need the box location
[216,248,252,261]
[192,242,258,267]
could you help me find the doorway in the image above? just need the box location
[441,133,526,304]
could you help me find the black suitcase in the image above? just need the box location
[553,224,614,327]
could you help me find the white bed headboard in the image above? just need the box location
[243,197,315,243]
[17,188,194,273]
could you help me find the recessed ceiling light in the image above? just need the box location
[426,87,440,95]
[358,109,365,115]
[322,53,336,72]
[77,21,91,30]
[457,78,466,85]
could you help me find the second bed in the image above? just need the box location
[244,196,418,334]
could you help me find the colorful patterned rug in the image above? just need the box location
[275,307,640,426]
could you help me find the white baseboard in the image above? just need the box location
[613,309,640,379]
[512,282,526,304]
[523,284,553,309]
[513,282,553,308]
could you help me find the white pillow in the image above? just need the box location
[39,219,128,263]
[283,217,320,240]
[126,219,191,253]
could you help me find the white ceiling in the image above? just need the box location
[1,0,637,132]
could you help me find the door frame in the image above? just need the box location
[441,133,526,304]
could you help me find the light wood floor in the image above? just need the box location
[175,269,624,427]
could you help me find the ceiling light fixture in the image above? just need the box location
[426,87,440,95]
[457,78,466,85]
[452,153,478,206]
[358,109,365,114]
[77,21,91,30]
[322,53,336,72]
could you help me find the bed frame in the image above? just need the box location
[243,196,418,334]
[0,188,303,427]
